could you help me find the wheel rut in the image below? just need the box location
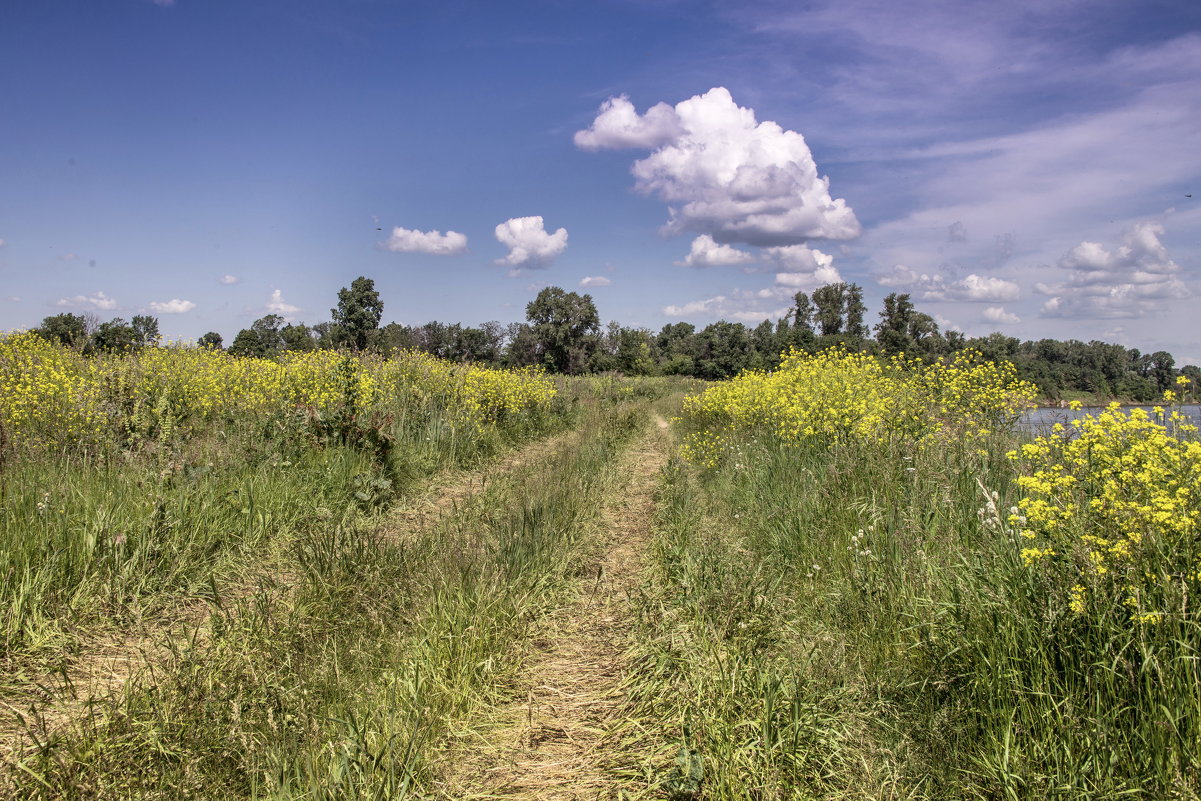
[441,414,670,800]
[0,427,578,767]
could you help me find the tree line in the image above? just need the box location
[29,276,1196,401]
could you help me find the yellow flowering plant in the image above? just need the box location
[679,347,1036,467]
[0,334,557,454]
[1008,398,1201,624]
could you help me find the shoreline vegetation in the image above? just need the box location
[19,277,1198,403]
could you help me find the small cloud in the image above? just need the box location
[0,238,6,247]
[383,226,468,255]
[56,291,117,310]
[218,274,239,285]
[266,289,300,318]
[983,306,1021,325]
[677,235,755,268]
[60,252,78,262]
[765,244,841,290]
[151,0,175,6]
[148,298,196,314]
[7,296,20,302]
[579,275,612,288]
[495,216,568,269]
[573,95,684,150]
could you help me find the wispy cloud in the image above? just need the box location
[148,298,196,314]
[664,286,794,322]
[56,291,117,311]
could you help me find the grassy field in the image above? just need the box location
[2,336,1199,799]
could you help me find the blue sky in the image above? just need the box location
[2,0,1200,361]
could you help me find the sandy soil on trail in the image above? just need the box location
[440,415,670,800]
[0,428,579,766]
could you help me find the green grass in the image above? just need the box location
[1,382,675,799]
[622,426,1201,799]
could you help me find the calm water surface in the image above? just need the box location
[1017,404,1201,436]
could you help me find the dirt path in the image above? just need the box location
[0,426,580,766]
[441,414,670,800]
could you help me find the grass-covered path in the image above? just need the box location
[1,388,689,800]
[0,424,581,770]
[437,415,671,800]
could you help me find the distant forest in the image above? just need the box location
[31,277,1196,402]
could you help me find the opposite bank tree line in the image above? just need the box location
[30,276,1196,401]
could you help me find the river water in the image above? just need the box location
[1016,404,1201,437]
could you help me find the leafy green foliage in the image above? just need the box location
[332,276,384,351]
[525,286,600,374]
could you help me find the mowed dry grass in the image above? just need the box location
[438,415,671,800]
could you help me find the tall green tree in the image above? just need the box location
[228,314,285,358]
[332,276,383,350]
[503,322,540,368]
[36,313,88,349]
[131,315,160,348]
[91,319,138,352]
[811,284,845,337]
[844,283,868,340]
[875,292,915,354]
[198,331,223,349]
[281,323,317,352]
[791,292,815,334]
[695,321,752,379]
[525,287,600,374]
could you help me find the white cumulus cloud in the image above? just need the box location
[494,216,568,269]
[765,244,841,289]
[383,226,468,255]
[1037,222,1189,318]
[148,298,196,314]
[579,276,612,288]
[218,274,239,285]
[677,234,755,268]
[56,291,117,311]
[573,95,684,150]
[983,306,1021,325]
[577,87,860,246]
[266,289,300,317]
